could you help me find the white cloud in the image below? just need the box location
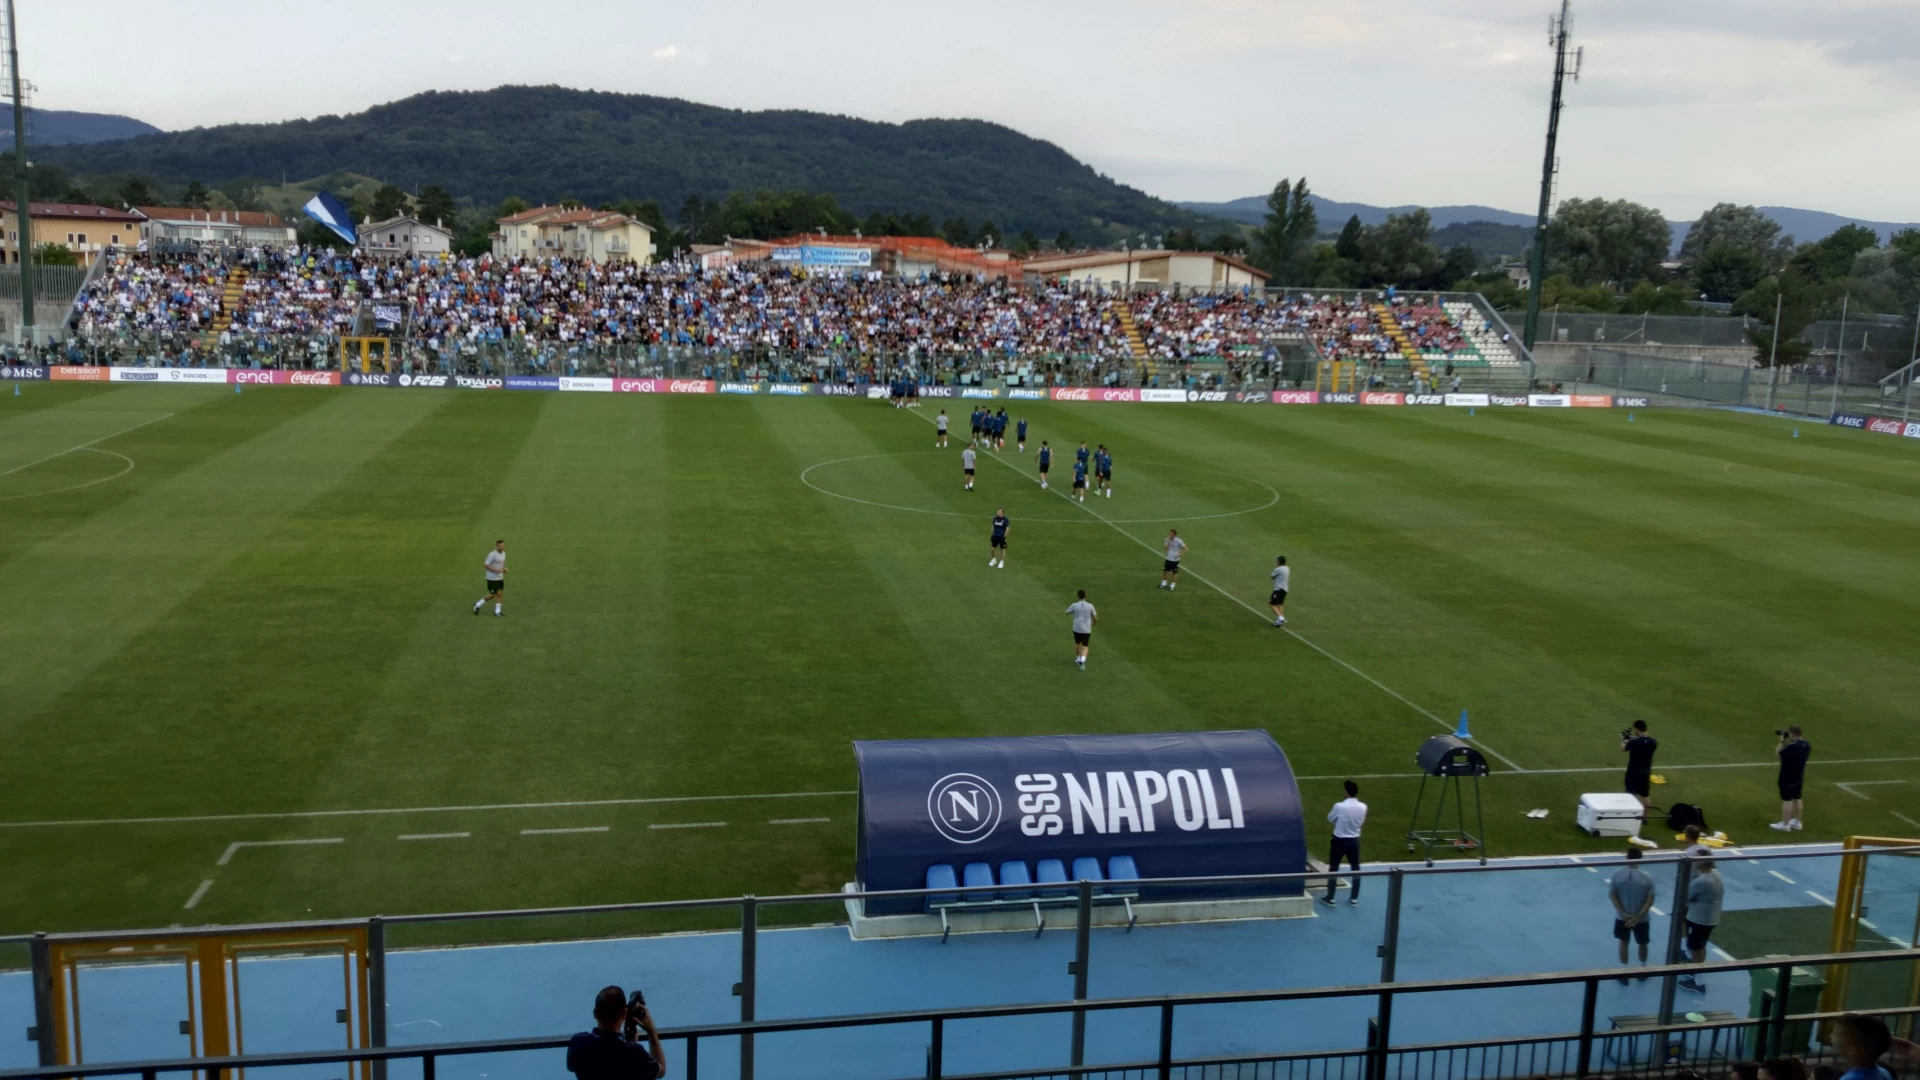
[650,45,680,61]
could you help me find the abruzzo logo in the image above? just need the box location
[927,773,1003,844]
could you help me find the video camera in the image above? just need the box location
[1619,728,1634,742]
[622,989,648,1042]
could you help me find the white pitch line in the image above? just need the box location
[770,817,831,825]
[521,826,609,835]
[1836,780,1909,801]
[182,880,214,910]
[0,412,175,477]
[1769,870,1797,885]
[905,408,1525,773]
[1709,944,1736,962]
[649,821,726,830]
[216,837,344,865]
[1895,812,1920,830]
[0,789,855,830]
[1296,757,1920,783]
[1806,890,1836,907]
[399,832,471,841]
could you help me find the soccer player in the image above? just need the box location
[1066,589,1097,669]
[1094,444,1113,498]
[961,445,977,490]
[969,407,983,446]
[1076,441,1090,474]
[1037,441,1052,489]
[1159,529,1187,590]
[1269,555,1290,626]
[1016,416,1029,452]
[989,507,1010,568]
[994,408,1009,450]
[1071,456,1088,502]
[474,540,507,616]
[935,409,949,448]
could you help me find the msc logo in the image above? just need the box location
[927,772,1002,845]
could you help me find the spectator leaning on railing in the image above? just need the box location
[567,985,666,1080]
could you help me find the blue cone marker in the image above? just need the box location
[1454,709,1471,739]
[1628,412,1634,422]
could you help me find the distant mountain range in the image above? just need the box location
[38,87,1225,241]
[2,108,161,147]
[1180,195,1919,255]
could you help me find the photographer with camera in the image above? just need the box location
[568,986,666,1080]
[1770,726,1811,833]
[1620,720,1657,812]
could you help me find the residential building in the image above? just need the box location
[0,201,144,265]
[136,206,297,248]
[357,215,454,257]
[1021,250,1268,290]
[491,206,654,265]
[739,235,1021,280]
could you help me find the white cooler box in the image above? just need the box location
[1577,793,1645,838]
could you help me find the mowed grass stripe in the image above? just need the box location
[1204,410,1890,762]
[0,388,451,743]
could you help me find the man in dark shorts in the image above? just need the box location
[961,446,976,491]
[1094,444,1112,498]
[1017,416,1029,452]
[1621,720,1656,811]
[1269,555,1290,627]
[473,540,506,617]
[1677,857,1723,994]
[1037,440,1052,489]
[1608,847,1655,981]
[988,507,1009,569]
[1771,726,1810,832]
[1071,457,1088,502]
[935,409,949,448]
[1159,529,1187,590]
[1066,589,1097,669]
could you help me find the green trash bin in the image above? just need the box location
[1748,958,1826,1057]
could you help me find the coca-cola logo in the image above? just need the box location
[289,371,338,386]
[1360,392,1405,406]
[1052,388,1092,401]
[667,380,712,394]
[1867,418,1902,434]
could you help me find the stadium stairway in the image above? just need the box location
[213,270,249,333]
[1372,303,1428,380]
[1115,302,1153,379]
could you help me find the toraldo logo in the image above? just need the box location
[455,376,504,389]
[927,773,1003,845]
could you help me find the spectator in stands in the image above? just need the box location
[1320,781,1367,908]
[1832,1014,1895,1080]
[567,985,666,1080]
[1731,1062,1762,1080]
[1607,847,1655,981]
[1759,1058,1808,1080]
[1676,857,1722,995]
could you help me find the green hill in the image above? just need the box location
[41,85,1222,241]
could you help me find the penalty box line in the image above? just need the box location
[906,407,1527,772]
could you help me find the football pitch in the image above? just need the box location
[3,384,1918,939]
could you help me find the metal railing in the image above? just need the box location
[6,844,1917,1080]
[2,951,1914,1080]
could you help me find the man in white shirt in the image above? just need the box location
[1322,781,1367,907]
[961,446,976,491]
[1269,555,1290,627]
[473,540,506,617]
[1159,529,1188,591]
[1065,590,1097,669]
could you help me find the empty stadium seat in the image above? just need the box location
[924,863,958,912]
[962,862,995,902]
[1107,855,1140,884]
[998,860,1034,900]
[1071,856,1104,884]
[1036,858,1070,897]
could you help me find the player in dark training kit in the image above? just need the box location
[1072,458,1088,502]
[969,408,984,446]
[1016,417,1029,452]
[988,508,1010,569]
[1037,441,1052,489]
[1076,442,1090,473]
[1094,445,1113,498]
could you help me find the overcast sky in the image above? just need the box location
[27,0,1920,222]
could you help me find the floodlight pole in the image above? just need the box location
[1522,0,1575,352]
[1830,293,1848,418]
[1904,304,1918,424]
[6,0,31,339]
[1764,292,1781,411]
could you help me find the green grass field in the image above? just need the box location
[3,384,1918,939]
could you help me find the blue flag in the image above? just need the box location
[301,191,357,245]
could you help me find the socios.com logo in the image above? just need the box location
[927,773,1002,844]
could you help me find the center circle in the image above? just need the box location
[0,447,136,502]
[799,450,1279,523]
